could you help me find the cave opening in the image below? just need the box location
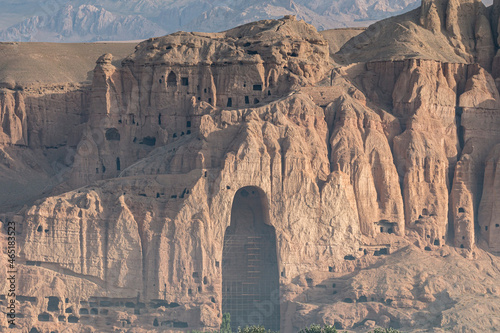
[47,296,60,312]
[105,128,120,141]
[167,71,177,87]
[222,186,280,332]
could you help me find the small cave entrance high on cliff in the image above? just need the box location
[167,71,177,87]
[222,187,280,332]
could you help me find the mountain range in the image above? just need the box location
[0,0,426,42]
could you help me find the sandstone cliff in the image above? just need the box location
[1,2,500,332]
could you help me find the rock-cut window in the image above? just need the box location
[167,71,177,87]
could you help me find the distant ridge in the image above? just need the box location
[0,0,422,42]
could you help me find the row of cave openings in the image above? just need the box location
[105,118,193,143]
[18,294,187,327]
[415,207,484,249]
[224,81,271,108]
[160,71,271,107]
[99,118,195,174]
[16,297,80,324]
[112,112,193,137]
[375,220,397,234]
[105,127,158,145]
[160,71,189,88]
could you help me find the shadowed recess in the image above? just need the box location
[222,186,280,331]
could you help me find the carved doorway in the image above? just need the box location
[222,187,280,331]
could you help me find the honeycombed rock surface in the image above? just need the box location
[0,2,500,332]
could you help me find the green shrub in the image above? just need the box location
[237,325,279,333]
[220,313,231,333]
[298,324,402,333]
[188,317,402,333]
[298,324,339,333]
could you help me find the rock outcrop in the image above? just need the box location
[68,16,330,188]
[0,42,136,212]
[451,150,476,249]
[391,60,461,246]
[326,75,405,237]
[0,89,26,145]
[337,0,495,66]
[1,2,500,332]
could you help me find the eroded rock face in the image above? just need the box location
[451,152,476,250]
[338,0,495,67]
[478,144,500,251]
[13,93,362,330]
[419,0,494,69]
[0,84,89,212]
[1,6,500,333]
[0,89,26,145]
[68,15,330,189]
[391,60,460,246]
[326,75,405,237]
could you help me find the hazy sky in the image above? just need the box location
[0,0,496,41]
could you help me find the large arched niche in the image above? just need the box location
[222,186,280,331]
